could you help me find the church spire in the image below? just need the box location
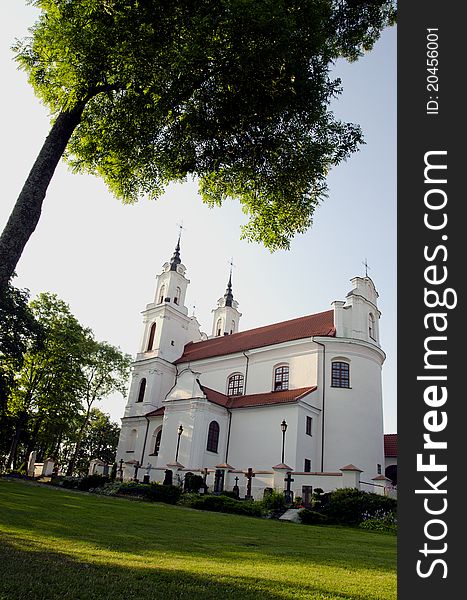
[224,269,234,307]
[169,233,181,271]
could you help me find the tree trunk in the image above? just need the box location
[0,103,86,292]
[6,411,28,470]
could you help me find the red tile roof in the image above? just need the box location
[200,385,316,409]
[384,434,397,457]
[145,406,165,418]
[175,310,335,364]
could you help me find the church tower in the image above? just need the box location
[122,237,202,419]
[211,270,242,337]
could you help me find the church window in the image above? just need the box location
[377,463,382,475]
[227,373,244,396]
[230,320,235,335]
[331,361,350,388]
[304,459,311,472]
[147,323,156,351]
[158,285,166,304]
[274,365,289,391]
[216,318,223,337]
[153,429,162,456]
[127,429,137,452]
[174,287,181,305]
[206,421,220,453]
[369,313,376,340]
[306,416,313,436]
[136,378,146,403]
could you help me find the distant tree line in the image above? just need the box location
[0,282,131,475]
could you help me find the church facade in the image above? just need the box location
[116,240,387,498]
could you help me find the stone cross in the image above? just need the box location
[233,476,240,499]
[284,471,295,505]
[245,467,255,499]
[118,458,124,481]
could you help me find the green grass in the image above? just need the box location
[0,479,396,600]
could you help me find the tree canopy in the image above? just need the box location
[0,0,395,290]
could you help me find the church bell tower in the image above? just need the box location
[211,270,242,337]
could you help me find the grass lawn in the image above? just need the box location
[0,479,396,600]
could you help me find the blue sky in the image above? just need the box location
[0,4,397,432]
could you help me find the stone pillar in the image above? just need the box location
[272,463,292,490]
[371,475,392,495]
[339,464,363,489]
[41,458,55,477]
[27,451,36,477]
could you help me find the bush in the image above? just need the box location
[146,482,182,504]
[93,481,124,496]
[299,509,330,525]
[78,474,109,491]
[177,492,202,507]
[190,494,263,517]
[359,510,397,534]
[116,482,182,504]
[261,490,286,512]
[220,490,239,500]
[50,476,81,489]
[183,473,205,493]
[320,488,397,525]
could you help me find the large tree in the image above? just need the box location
[66,336,130,475]
[3,293,88,469]
[0,0,395,290]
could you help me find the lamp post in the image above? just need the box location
[280,419,288,464]
[175,424,183,463]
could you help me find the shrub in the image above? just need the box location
[183,473,205,493]
[146,482,182,504]
[115,482,182,504]
[190,494,263,517]
[261,490,286,512]
[320,488,397,525]
[220,490,239,500]
[93,482,124,496]
[299,510,330,525]
[177,492,201,507]
[359,510,397,534]
[50,476,81,489]
[78,474,109,491]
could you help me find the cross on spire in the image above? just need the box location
[362,258,371,278]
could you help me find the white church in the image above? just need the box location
[115,239,390,499]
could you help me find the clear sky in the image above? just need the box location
[0,3,397,433]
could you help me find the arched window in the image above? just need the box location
[147,323,156,351]
[230,320,235,335]
[158,285,166,304]
[174,286,181,305]
[153,428,162,456]
[274,365,289,391]
[227,373,244,396]
[369,313,375,340]
[136,378,146,403]
[127,428,137,452]
[206,421,220,453]
[216,318,223,337]
[331,361,350,388]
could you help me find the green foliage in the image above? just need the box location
[116,482,183,505]
[176,492,202,507]
[183,473,205,493]
[299,509,330,525]
[260,490,287,512]
[77,474,109,491]
[13,1,395,251]
[319,488,397,525]
[190,494,263,517]
[359,513,397,535]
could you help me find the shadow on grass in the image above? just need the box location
[0,480,396,577]
[0,536,383,600]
